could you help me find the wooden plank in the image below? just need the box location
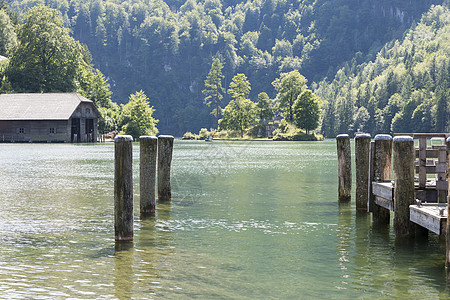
[415,149,439,158]
[372,182,393,201]
[395,133,449,138]
[436,181,448,191]
[415,164,447,173]
[438,148,447,161]
[375,196,394,211]
[410,203,447,235]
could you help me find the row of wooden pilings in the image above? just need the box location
[337,134,450,266]
[114,135,174,242]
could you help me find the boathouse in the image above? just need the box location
[0,93,100,143]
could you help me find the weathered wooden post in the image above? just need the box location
[372,134,392,224]
[368,141,375,212]
[140,136,158,216]
[355,134,371,211]
[446,137,450,268]
[393,136,415,237]
[158,135,174,202]
[337,134,351,201]
[114,135,134,242]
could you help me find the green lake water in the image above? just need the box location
[0,140,448,299]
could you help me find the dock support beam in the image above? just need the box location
[368,141,375,212]
[372,134,392,224]
[140,136,158,217]
[446,137,450,268]
[158,135,174,202]
[393,136,415,237]
[114,135,134,242]
[355,134,371,211]
[337,134,351,201]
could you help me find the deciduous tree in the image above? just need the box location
[7,6,86,92]
[272,70,307,123]
[293,89,320,134]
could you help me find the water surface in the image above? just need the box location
[0,140,448,299]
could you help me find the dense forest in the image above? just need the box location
[316,4,450,137]
[0,0,449,135]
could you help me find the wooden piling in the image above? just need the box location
[114,135,134,242]
[372,134,392,224]
[337,134,351,201]
[393,136,415,237]
[158,135,174,202]
[140,136,158,216]
[368,141,375,212]
[446,137,450,268]
[355,134,371,211]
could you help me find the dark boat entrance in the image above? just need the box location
[86,119,94,142]
[71,118,80,142]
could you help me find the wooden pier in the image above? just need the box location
[337,133,450,265]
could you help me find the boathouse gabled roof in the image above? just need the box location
[0,93,97,120]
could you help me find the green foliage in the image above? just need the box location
[220,98,258,137]
[228,73,251,101]
[293,89,320,134]
[202,58,224,129]
[98,105,119,133]
[77,68,114,109]
[7,6,86,92]
[119,90,158,138]
[0,9,17,56]
[1,0,445,135]
[316,5,450,136]
[182,131,197,140]
[272,120,323,141]
[272,70,307,123]
[220,73,257,137]
[256,92,274,122]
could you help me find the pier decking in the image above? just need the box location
[337,132,450,266]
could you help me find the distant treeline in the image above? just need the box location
[316,5,450,137]
[1,0,448,135]
[3,0,442,135]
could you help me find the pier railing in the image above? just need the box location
[395,133,449,203]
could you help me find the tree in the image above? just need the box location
[219,73,256,137]
[228,73,251,101]
[7,6,86,92]
[77,68,114,109]
[256,92,274,122]
[202,58,224,129]
[219,98,257,137]
[272,70,307,123]
[293,89,320,134]
[0,9,17,56]
[120,90,158,138]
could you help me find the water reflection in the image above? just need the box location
[336,201,352,290]
[1,142,449,298]
[114,243,134,299]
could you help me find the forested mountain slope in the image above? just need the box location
[316,4,450,137]
[5,0,445,134]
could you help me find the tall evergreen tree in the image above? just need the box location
[202,58,224,129]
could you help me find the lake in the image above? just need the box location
[0,140,448,299]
